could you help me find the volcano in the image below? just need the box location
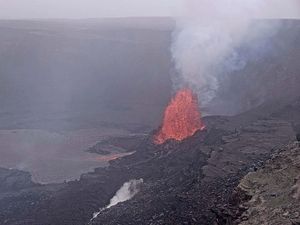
[1,19,300,225]
[154,88,205,144]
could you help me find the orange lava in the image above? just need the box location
[154,88,205,144]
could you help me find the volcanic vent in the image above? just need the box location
[154,88,205,144]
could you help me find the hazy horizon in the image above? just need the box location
[0,0,181,20]
[1,0,299,20]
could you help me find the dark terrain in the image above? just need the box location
[0,96,299,225]
[0,19,299,225]
[231,142,300,225]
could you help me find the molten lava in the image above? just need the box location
[154,88,205,144]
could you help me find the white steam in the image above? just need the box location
[106,178,143,209]
[172,0,300,106]
[91,178,143,220]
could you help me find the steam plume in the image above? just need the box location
[91,179,143,220]
[172,0,300,108]
[106,178,143,209]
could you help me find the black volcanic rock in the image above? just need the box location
[0,168,65,225]
[215,142,300,225]
[90,114,295,225]
[0,106,297,225]
[0,168,37,192]
[0,95,299,225]
[297,133,300,142]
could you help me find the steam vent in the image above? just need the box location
[154,88,205,144]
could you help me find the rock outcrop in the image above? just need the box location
[237,142,300,225]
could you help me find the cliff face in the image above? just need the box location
[235,142,300,225]
[0,20,299,132]
[214,142,300,225]
[0,19,173,132]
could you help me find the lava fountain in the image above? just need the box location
[154,88,205,144]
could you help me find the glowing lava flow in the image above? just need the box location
[154,88,205,144]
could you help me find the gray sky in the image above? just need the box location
[0,0,299,19]
[0,0,182,19]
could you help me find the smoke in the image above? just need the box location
[106,178,143,208]
[171,0,300,107]
[92,178,143,220]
